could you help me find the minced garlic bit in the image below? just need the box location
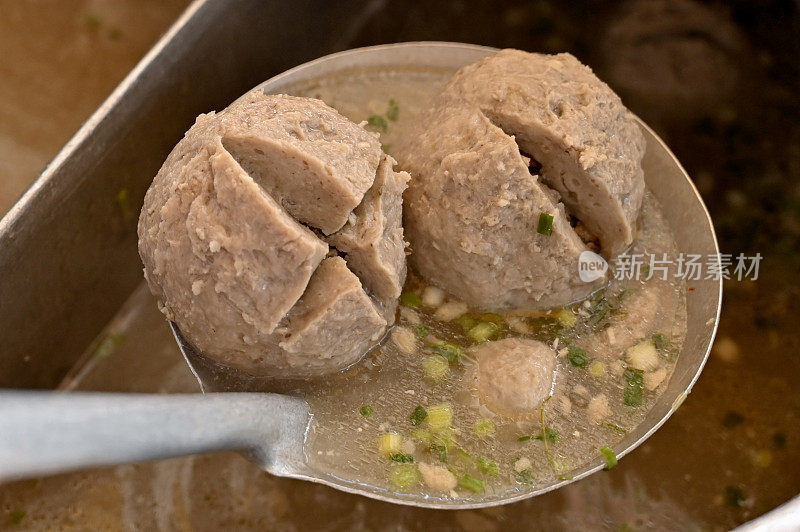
[421,286,445,308]
[399,306,421,325]
[400,439,416,455]
[418,462,457,491]
[434,301,469,322]
[609,359,625,376]
[626,339,660,371]
[558,396,572,416]
[514,457,532,473]
[507,316,531,334]
[588,394,611,424]
[644,368,668,390]
[191,280,204,295]
[391,326,418,355]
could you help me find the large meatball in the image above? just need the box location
[471,338,558,415]
[138,91,409,377]
[395,50,646,311]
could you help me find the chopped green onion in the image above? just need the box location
[432,429,457,450]
[422,355,449,382]
[568,346,588,368]
[426,403,453,432]
[116,188,132,219]
[600,446,618,470]
[478,313,505,327]
[537,212,554,236]
[652,332,671,351]
[430,443,448,463]
[476,456,499,476]
[368,115,388,131]
[623,368,644,406]
[722,411,745,428]
[725,485,746,507]
[410,405,428,426]
[390,464,420,489]
[378,433,403,456]
[588,360,607,378]
[458,473,485,493]
[558,474,574,481]
[518,435,532,442]
[386,98,399,121]
[534,428,560,444]
[390,453,415,463]
[467,321,501,343]
[411,428,432,444]
[400,292,421,308]
[434,341,463,365]
[587,293,611,325]
[603,422,628,434]
[91,334,125,361]
[83,13,101,31]
[359,405,374,418]
[473,418,496,437]
[454,314,478,333]
[8,509,26,525]
[453,448,474,467]
[413,324,430,338]
[514,466,534,484]
[553,308,577,328]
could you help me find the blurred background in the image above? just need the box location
[0,0,798,530]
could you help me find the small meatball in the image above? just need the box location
[471,338,558,415]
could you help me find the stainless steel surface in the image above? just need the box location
[0,391,310,482]
[735,495,800,532]
[169,42,722,509]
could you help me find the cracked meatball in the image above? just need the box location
[138,91,408,377]
[395,50,645,311]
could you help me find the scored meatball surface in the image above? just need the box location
[395,49,646,311]
[138,91,408,378]
[446,50,646,256]
[471,337,558,415]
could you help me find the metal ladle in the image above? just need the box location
[0,43,721,510]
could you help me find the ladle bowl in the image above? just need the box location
[0,42,721,510]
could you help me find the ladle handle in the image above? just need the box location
[0,391,310,482]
